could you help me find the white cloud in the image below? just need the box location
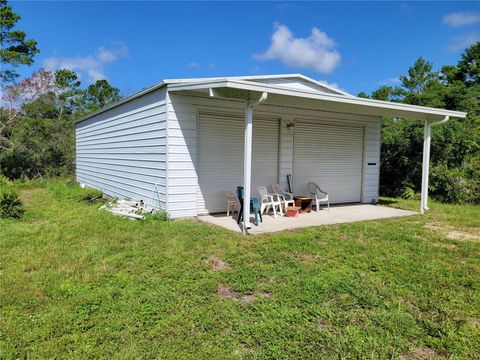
[446,32,480,52]
[443,11,480,27]
[43,43,129,83]
[253,23,341,74]
[375,77,401,86]
[319,79,341,90]
[187,61,201,68]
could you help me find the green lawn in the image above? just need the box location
[1,180,479,359]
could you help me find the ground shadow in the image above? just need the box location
[378,198,398,205]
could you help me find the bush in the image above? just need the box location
[0,188,25,219]
[430,161,480,204]
[401,186,416,200]
[0,117,75,180]
[0,174,13,187]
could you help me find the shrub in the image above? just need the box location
[0,188,25,219]
[430,162,480,204]
[0,174,13,188]
[401,186,416,200]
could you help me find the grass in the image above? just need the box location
[1,180,479,359]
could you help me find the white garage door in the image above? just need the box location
[198,113,279,214]
[293,120,364,203]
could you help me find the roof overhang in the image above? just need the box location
[169,78,467,122]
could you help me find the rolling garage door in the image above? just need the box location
[197,113,279,214]
[293,120,364,203]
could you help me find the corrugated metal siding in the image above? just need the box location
[293,120,364,203]
[197,113,279,214]
[279,116,294,191]
[166,92,380,218]
[75,88,167,210]
[165,92,198,218]
[361,119,381,203]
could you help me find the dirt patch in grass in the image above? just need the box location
[218,283,271,305]
[316,319,331,330]
[20,188,46,200]
[205,255,232,271]
[356,232,368,245]
[96,263,113,272]
[267,276,276,285]
[20,192,33,200]
[425,222,479,242]
[35,288,46,300]
[218,283,240,299]
[240,291,271,305]
[430,242,457,250]
[400,347,443,360]
[468,317,479,327]
[233,346,256,358]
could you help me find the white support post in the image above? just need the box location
[420,116,449,214]
[420,120,431,214]
[243,103,253,232]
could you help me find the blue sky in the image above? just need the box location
[13,1,480,95]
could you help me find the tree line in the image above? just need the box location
[358,46,480,203]
[1,0,479,203]
[0,0,121,179]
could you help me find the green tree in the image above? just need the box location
[399,57,437,94]
[0,0,39,83]
[1,69,54,145]
[396,57,445,107]
[54,69,82,117]
[457,41,480,86]
[0,69,78,178]
[82,79,121,112]
[371,86,396,101]
[368,45,480,203]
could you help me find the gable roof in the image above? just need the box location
[164,74,350,96]
[78,74,466,123]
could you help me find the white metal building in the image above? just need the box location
[75,74,466,226]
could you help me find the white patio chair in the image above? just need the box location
[257,186,283,217]
[271,184,295,210]
[306,182,330,212]
[224,190,240,216]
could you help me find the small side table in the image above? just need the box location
[293,196,313,213]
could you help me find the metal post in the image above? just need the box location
[420,120,431,213]
[243,103,253,232]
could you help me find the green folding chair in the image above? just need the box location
[236,186,262,226]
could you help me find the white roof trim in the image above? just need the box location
[77,81,167,123]
[77,74,467,123]
[236,74,351,96]
[165,74,350,96]
[168,78,467,120]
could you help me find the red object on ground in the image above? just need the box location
[286,206,301,217]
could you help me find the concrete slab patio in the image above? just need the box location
[198,204,417,234]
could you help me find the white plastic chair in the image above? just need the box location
[224,190,240,216]
[257,186,283,217]
[306,182,330,212]
[271,184,295,210]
